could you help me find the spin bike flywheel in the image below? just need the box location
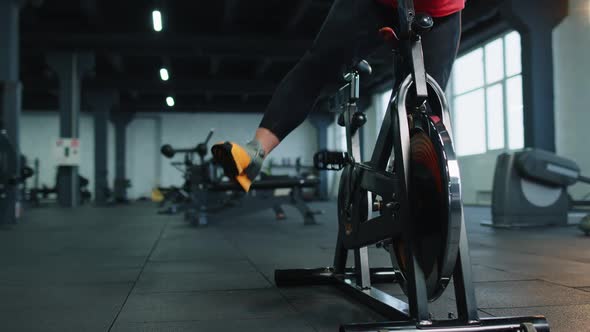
[392,109,462,302]
[336,113,462,302]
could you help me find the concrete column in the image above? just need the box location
[0,0,23,225]
[310,112,332,200]
[110,111,134,203]
[85,91,118,205]
[500,0,567,151]
[0,0,20,81]
[46,53,94,207]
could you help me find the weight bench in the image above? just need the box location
[189,176,321,227]
[211,177,319,191]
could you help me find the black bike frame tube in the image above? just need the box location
[333,224,348,273]
[397,0,415,37]
[453,222,481,323]
[369,105,394,169]
[392,75,431,324]
[411,38,429,99]
[344,102,357,224]
[369,46,409,170]
[397,0,428,100]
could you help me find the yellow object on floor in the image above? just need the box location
[151,188,164,203]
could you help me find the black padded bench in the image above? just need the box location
[209,177,320,192]
[205,176,321,226]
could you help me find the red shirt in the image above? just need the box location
[377,0,465,17]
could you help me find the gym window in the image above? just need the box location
[449,31,524,156]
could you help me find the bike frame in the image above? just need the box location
[275,1,550,330]
[336,0,475,323]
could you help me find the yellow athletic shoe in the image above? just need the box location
[211,141,265,192]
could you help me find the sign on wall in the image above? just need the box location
[53,138,81,166]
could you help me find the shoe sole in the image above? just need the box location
[211,142,240,178]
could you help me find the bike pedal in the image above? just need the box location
[313,150,350,171]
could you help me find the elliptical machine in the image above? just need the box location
[491,148,590,231]
[274,1,549,331]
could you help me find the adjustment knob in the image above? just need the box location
[337,113,346,127]
[413,14,434,34]
[351,112,367,128]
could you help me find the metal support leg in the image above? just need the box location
[453,213,481,324]
[354,247,371,289]
[406,253,432,324]
[289,187,317,225]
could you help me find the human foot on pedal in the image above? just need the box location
[211,140,265,192]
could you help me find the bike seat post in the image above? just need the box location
[349,72,360,103]
[339,68,368,136]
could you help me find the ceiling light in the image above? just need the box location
[152,10,163,32]
[159,68,169,81]
[166,96,175,107]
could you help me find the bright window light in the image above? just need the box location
[152,10,163,32]
[159,68,169,81]
[449,31,523,156]
[166,96,175,107]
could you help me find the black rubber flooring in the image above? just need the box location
[0,202,589,332]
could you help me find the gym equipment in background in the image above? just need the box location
[580,215,590,236]
[275,2,548,331]
[160,130,229,223]
[160,130,322,226]
[207,174,321,226]
[156,157,204,216]
[0,132,33,224]
[18,155,33,205]
[0,130,18,224]
[155,181,191,215]
[264,158,321,202]
[490,148,590,228]
[265,157,316,176]
[25,159,91,207]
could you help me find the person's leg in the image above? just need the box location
[422,12,462,90]
[254,127,279,156]
[213,0,390,191]
[258,10,461,155]
[257,0,390,154]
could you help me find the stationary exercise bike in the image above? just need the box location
[275,1,549,331]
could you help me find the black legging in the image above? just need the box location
[259,0,462,141]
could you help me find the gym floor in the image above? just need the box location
[0,202,589,332]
